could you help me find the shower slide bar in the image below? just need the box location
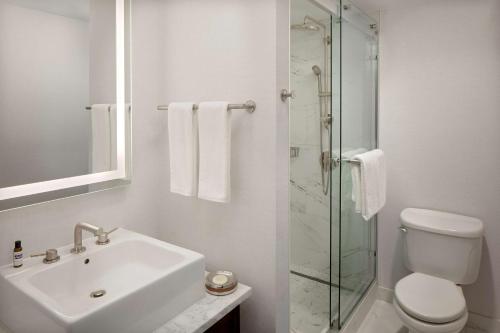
[156,100,256,113]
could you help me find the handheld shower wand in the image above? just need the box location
[313,65,331,195]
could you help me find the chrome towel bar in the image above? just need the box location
[156,100,256,113]
[333,157,361,165]
[85,106,131,111]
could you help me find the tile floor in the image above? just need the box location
[356,300,407,333]
[290,273,331,333]
[289,273,372,333]
[356,300,477,333]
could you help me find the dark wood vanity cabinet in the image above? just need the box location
[205,306,240,333]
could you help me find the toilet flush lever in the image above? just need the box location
[399,226,408,233]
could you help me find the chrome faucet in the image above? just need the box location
[71,223,104,254]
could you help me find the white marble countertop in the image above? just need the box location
[153,283,252,333]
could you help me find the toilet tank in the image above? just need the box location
[401,208,484,285]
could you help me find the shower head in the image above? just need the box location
[312,65,322,76]
[291,23,320,31]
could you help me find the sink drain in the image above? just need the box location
[90,290,106,298]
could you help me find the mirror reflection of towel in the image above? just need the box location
[90,104,112,172]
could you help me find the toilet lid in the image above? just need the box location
[395,273,467,324]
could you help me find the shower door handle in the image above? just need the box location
[281,89,296,102]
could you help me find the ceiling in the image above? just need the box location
[351,0,437,16]
[291,0,331,25]
[4,0,90,20]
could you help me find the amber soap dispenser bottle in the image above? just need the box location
[13,240,23,268]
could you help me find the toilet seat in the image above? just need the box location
[395,273,466,323]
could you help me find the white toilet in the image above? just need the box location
[393,208,484,333]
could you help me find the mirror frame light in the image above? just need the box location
[0,0,129,202]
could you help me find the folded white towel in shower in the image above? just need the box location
[342,148,366,206]
[341,148,367,210]
[351,149,386,221]
[168,102,198,196]
[90,104,112,172]
[197,102,231,203]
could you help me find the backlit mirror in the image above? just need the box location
[0,0,131,211]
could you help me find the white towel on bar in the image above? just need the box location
[197,102,231,203]
[90,104,112,172]
[351,149,386,221]
[341,148,367,211]
[168,102,198,196]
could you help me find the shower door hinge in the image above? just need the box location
[330,156,340,170]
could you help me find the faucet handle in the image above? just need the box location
[96,227,118,245]
[31,249,60,264]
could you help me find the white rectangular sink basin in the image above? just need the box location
[0,228,205,333]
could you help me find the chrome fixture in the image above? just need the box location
[281,89,295,102]
[90,289,107,298]
[290,147,300,158]
[332,157,361,166]
[291,22,320,31]
[342,158,361,165]
[71,223,105,254]
[157,100,256,113]
[96,227,118,245]
[31,249,60,264]
[85,105,131,111]
[313,63,332,195]
[312,64,322,76]
[399,226,408,233]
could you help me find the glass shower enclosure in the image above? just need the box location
[289,0,378,332]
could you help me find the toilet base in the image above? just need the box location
[406,329,463,333]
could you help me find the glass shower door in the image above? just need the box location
[289,0,335,332]
[333,0,378,328]
[289,0,378,331]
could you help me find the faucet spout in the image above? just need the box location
[71,223,104,254]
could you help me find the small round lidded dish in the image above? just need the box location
[205,271,238,296]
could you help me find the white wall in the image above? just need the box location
[150,1,280,332]
[378,0,500,322]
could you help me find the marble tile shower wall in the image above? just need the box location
[290,27,337,282]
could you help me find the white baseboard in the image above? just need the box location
[376,286,500,333]
[466,311,500,333]
[376,285,394,303]
[0,321,11,333]
[340,281,378,333]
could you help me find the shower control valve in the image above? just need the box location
[280,89,296,102]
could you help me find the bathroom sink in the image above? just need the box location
[0,229,205,333]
